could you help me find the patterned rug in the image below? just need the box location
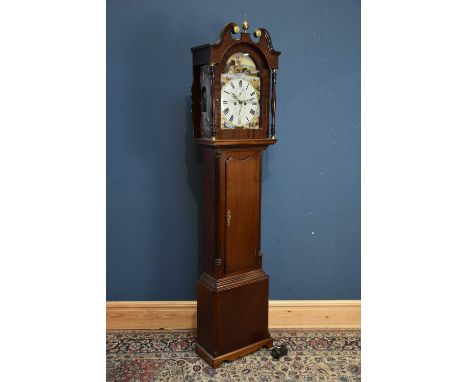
[107,329,360,381]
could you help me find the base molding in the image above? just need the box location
[199,269,268,291]
[195,337,274,368]
[107,300,360,330]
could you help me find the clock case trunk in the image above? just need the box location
[191,23,280,368]
[195,140,275,368]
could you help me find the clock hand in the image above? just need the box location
[238,99,245,117]
[225,90,239,101]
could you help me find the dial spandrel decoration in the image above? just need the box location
[221,52,260,129]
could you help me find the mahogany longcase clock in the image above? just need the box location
[191,20,280,368]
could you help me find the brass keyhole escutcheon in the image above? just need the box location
[226,210,232,226]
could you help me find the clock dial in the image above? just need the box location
[221,79,259,128]
[221,52,261,129]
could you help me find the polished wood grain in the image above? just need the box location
[225,153,260,274]
[106,300,361,330]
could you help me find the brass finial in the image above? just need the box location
[241,13,249,32]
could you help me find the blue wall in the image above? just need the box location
[107,0,360,300]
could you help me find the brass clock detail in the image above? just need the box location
[191,20,280,368]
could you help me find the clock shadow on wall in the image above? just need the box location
[184,95,204,279]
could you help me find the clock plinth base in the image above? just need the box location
[195,337,273,368]
[196,270,271,367]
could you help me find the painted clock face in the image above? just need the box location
[221,79,259,128]
[221,52,261,129]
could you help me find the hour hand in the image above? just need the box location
[224,91,238,100]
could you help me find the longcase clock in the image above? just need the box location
[191,20,280,368]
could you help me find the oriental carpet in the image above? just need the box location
[106,329,360,381]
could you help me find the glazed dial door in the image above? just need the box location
[221,52,261,129]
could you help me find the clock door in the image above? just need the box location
[223,152,260,274]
